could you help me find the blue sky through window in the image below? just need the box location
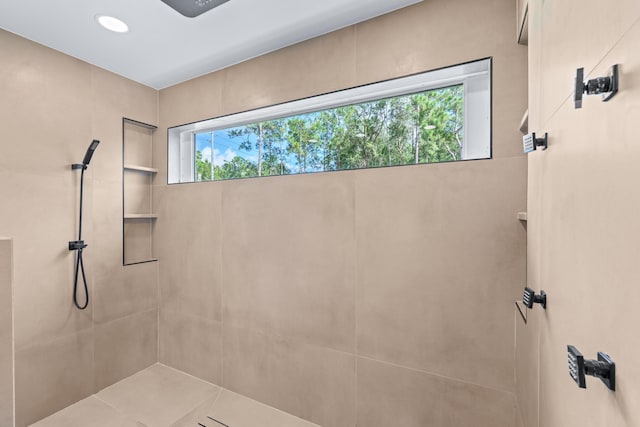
[195,124,301,173]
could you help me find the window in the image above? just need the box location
[168,58,491,184]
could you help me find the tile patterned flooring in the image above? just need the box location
[30,364,319,427]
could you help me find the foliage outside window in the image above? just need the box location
[169,58,491,184]
[194,86,463,181]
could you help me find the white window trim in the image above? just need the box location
[168,58,491,184]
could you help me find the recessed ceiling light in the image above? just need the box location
[95,15,129,33]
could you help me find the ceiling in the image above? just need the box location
[0,0,422,89]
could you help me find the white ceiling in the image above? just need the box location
[0,0,422,89]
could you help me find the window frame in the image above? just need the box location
[167,57,492,184]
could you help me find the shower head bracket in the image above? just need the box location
[69,240,87,251]
[71,163,87,170]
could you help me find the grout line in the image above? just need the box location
[515,399,525,427]
[356,354,517,396]
[223,322,357,358]
[352,174,359,424]
[93,356,308,427]
[92,394,142,424]
[14,324,95,355]
[157,362,223,389]
[210,387,223,406]
[96,306,158,329]
[10,240,16,427]
[536,321,541,427]
[90,176,96,394]
[176,387,222,425]
[352,22,359,95]
[223,321,515,397]
[156,259,160,364]
[153,364,320,425]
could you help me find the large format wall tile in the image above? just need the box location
[0,239,13,427]
[0,30,92,178]
[520,5,640,426]
[15,330,94,427]
[357,357,516,427]
[154,183,222,322]
[538,0,640,125]
[355,0,495,83]
[91,180,124,278]
[492,50,530,159]
[93,261,158,325]
[514,306,539,427]
[0,171,93,351]
[356,157,527,392]
[538,22,640,427]
[223,326,357,427]
[220,26,356,116]
[159,71,224,129]
[159,309,223,385]
[355,0,527,160]
[221,172,356,353]
[94,309,158,391]
[90,66,158,183]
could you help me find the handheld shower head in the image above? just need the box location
[72,140,100,170]
[82,140,100,166]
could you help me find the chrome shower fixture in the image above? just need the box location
[161,0,230,17]
[567,345,616,391]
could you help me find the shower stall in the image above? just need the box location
[0,0,531,425]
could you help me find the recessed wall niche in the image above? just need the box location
[123,118,158,265]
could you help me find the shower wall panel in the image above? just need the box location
[518,0,640,426]
[155,0,528,425]
[0,239,13,427]
[0,29,159,426]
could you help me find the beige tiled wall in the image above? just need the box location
[155,0,528,425]
[0,239,13,427]
[0,29,159,426]
[517,1,640,426]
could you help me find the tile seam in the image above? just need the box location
[357,355,516,397]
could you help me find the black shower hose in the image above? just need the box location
[73,167,89,310]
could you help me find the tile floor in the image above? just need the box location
[30,364,320,427]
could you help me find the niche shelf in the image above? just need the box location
[517,0,528,45]
[124,214,158,219]
[122,118,158,266]
[124,164,158,174]
[520,110,529,135]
